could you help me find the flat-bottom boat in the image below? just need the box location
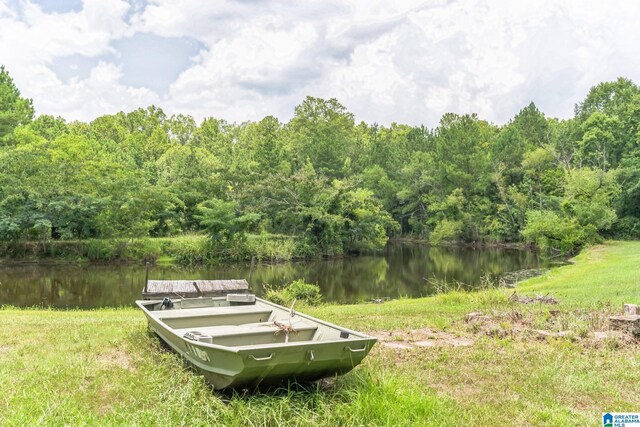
[136,295,376,389]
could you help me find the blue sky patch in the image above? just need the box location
[112,33,204,95]
[50,33,204,95]
[51,53,113,83]
[33,0,83,14]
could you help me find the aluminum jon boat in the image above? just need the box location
[136,295,377,389]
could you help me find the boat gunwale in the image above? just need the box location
[135,297,377,353]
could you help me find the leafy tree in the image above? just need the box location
[239,116,287,171]
[195,198,260,241]
[615,152,640,235]
[431,113,495,196]
[27,115,68,141]
[511,102,549,147]
[578,112,621,171]
[336,184,398,251]
[521,147,556,210]
[427,189,468,244]
[0,66,34,143]
[194,117,235,163]
[360,165,398,214]
[168,114,197,145]
[287,97,355,177]
[95,183,175,239]
[156,144,224,231]
[48,195,105,239]
[395,151,434,236]
[522,210,586,254]
[576,77,639,119]
[489,164,530,240]
[522,168,620,253]
[575,78,640,170]
[562,168,620,239]
[89,114,128,146]
[546,118,580,171]
[491,103,549,186]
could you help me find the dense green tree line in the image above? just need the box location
[0,65,638,256]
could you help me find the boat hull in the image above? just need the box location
[137,297,376,389]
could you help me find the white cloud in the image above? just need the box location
[0,0,128,64]
[0,0,138,119]
[33,62,160,119]
[1,0,640,126]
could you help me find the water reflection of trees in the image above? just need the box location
[0,246,547,307]
[0,264,142,308]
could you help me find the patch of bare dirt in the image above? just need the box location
[96,348,136,372]
[509,292,559,305]
[0,345,12,354]
[78,375,95,392]
[463,309,639,348]
[464,310,524,338]
[369,328,475,350]
[97,395,113,417]
[585,330,638,348]
[531,329,572,339]
[382,342,414,350]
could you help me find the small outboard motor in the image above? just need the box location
[160,297,174,310]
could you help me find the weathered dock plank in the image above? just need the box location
[142,279,249,299]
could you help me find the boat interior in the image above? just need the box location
[140,295,362,347]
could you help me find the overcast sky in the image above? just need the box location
[1,0,639,127]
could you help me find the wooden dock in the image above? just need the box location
[142,279,250,299]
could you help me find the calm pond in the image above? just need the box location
[0,244,555,308]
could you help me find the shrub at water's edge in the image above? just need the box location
[263,280,323,306]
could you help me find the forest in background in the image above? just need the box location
[0,65,639,260]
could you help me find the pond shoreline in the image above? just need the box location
[0,235,541,266]
[388,236,537,250]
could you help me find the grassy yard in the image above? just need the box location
[1,241,639,426]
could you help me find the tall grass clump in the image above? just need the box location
[159,235,212,265]
[264,280,323,306]
[121,238,162,262]
[85,239,128,261]
[84,238,163,262]
[246,233,296,262]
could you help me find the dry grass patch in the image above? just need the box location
[96,347,136,372]
[370,328,475,349]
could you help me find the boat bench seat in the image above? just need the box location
[178,320,319,345]
[156,306,274,329]
[153,305,271,319]
[177,319,317,336]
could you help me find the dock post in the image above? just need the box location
[144,262,150,294]
[249,256,255,288]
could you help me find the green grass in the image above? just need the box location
[1,241,639,425]
[517,241,640,307]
